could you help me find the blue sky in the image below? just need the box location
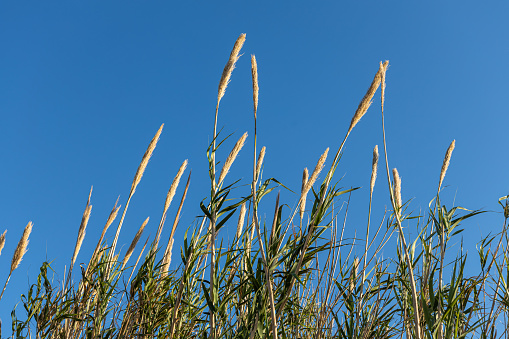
[0,1,508,325]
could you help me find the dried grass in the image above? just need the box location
[218,132,248,185]
[392,168,402,211]
[0,230,6,256]
[10,221,33,272]
[122,217,149,269]
[217,34,246,107]
[348,61,389,134]
[370,145,379,195]
[438,140,456,191]
[251,55,259,118]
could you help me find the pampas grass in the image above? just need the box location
[348,61,389,134]
[217,34,246,108]
[122,217,149,269]
[392,168,402,211]
[154,159,188,250]
[2,36,502,339]
[0,231,6,257]
[0,221,32,302]
[300,168,309,222]
[218,132,248,185]
[110,124,164,263]
[439,139,456,190]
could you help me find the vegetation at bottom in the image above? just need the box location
[1,33,508,339]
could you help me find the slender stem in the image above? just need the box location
[209,104,219,339]
[380,107,422,339]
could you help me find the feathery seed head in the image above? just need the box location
[131,124,164,194]
[218,34,246,106]
[161,237,175,277]
[255,146,266,180]
[154,160,188,250]
[123,217,149,269]
[246,217,256,256]
[164,160,188,213]
[392,168,402,211]
[236,203,247,241]
[370,145,379,195]
[300,168,309,220]
[219,132,248,185]
[303,148,329,196]
[438,140,456,191]
[348,61,389,133]
[251,55,259,118]
[11,222,33,273]
[72,204,92,267]
[105,204,120,234]
[0,230,6,256]
[380,61,389,110]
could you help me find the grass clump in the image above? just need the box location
[1,33,508,339]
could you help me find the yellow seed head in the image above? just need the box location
[380,61,389,110]
[0,230,6,256]
[438,140,456,191]
[164,160,188,213]
[348,61,389,133]
[392,168,402,211]
[72,204,92,267]
[218,132,248,185]
[236,203,247,241]
[303,148,329,196]
[11,222,33,273]
[131,124,164,194]
[255,146,266,180]
[161,237,175,277]
[122,217,149,269]
[251,55,259,118]
[370,145,379,195]
[300,168,309,220]
[217,34,246,106]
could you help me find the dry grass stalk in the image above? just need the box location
[110,124,163,264]
[122,217,149,269]
[392,168,402,212]
[348,61,389,134]
[217,34,246,107]
[370,145,379,195]
[246,216,256,257]
[154,159,188,249]
[302,148,329,197]
[0,222,33,302]
[218,132,248,185]
[72,202,93,267]
[131,124,164,194]
[89,201,120,267]
[300,168,309,221]
[255,146,266,180]
[0,230,6,256]
[438,140,456,191]
[168,171,191,246]
[161,238,174,277]
[11,221,33,272]
[236,203,246,241]
[165,160,188,213]
[251,55,259,118]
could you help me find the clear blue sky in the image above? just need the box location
[0,1,508,324]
